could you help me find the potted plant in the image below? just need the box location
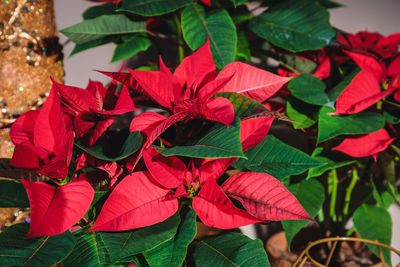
[0,0,399,266]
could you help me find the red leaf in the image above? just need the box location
[334,69,395,115]
[86,80,107,110]
[313,56,331,79]
[21,180,94,238]
[222,172,311,221]
[203,97,235,126]
[344,51,384,81]
[34,85,67,155]
[10,110,39,145]
[217,62,289,102]
[143,147,185,189]
[54,80,98,113]
[174,39,217,92]
[90,172,178,231]
[241,117,274,151]
[193,179,262,229]
[94,85,138,115]
[332,128,395,160]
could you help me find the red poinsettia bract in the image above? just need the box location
[332,128,395,161]
[9,84,74,179]
[21,179,94,238]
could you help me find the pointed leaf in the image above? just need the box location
[70,35,119,56]
[22,180,94,238]
[250,0,335,52]
[91,171,178,231]
[0,223,75,266]
[162,118,245,159]
[286,97,318,129]
[101,212,180,263]
[62,231,108,267]
[60,15,146,44]
[75,131,142,162]
[234,135,322,179]
[281,180,324,247]
[223,172,311,221]
[288,74,331,106]
[353,204,392,265]
[83,3,117,20]
[214,92,267,118]
[332,128,395,159]
[111,34,151,62]
[118,0,191,16]
[307,147,356,179]
[193,232,270,267]
[217,62,289,102]
[181,3,237,68]
[194,180,262,229]
[0,179,29,208]
[327,67,360,102]
[317,106,385,143]
[143,208,197,267]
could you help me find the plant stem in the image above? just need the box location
[174,13,184,62]
[329,169,338,223]
[343,168,359,218]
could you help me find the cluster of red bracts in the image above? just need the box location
[10,40,313,238]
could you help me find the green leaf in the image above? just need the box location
[162,118,245,159]
[250,0,335,52]
[102,212,180,263]
[111,35,151,62]
[286,96,319,129]
[288,74,332,107]
[0,179,29,208]
[181,3,237,68]
[0,223,75,266]
[317,0,342,9]
[317,107,385,143]
[62,231,108,266]
[61,14,146,45]
[70,35,119,56]
[236,30,251,61]
[75,131,142,162]
[232,0,248,7]
[307,147,356,178]
[282,180,325,247]
[372,178,395,210]
[83,3,117,20]
[215,92,267,118]
[193,232,270,267]
[277,53,317,74]
[118,0,191,16]
[233,135,322,179]
[143,209,197,267]
[353,204,392,265]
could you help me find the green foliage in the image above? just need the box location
[111,35,151,62]
[0,223,75,266]
[162,118,245,159]
[181,3,237,68]
[288,74,332,107]
[192,232,270,266]
[250,0,335,52]
[119,0,192,16]
[0,179,29,208]
[234,135,323,179]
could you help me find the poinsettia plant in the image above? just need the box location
[0,0,399,266]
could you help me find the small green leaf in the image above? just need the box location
[288,74,332,107]
[236,30,251,61]
[83,3,117,20]
[0,223,76,266]
[102,212,180,263]
[353,204,392,265]
[286,96,319,129]
[75,131,142,162]
[317,107,385,143]
[61,14,146,45]
[193,232,270,267]
[282,179,325,247]
[233,135,322,179]
[143,208,197,267]
[215,92,267,118]
[307,147,356,179]
[0,179,29,208]
[162,118,245,159]
[70,35,119,56]
[118,0,191,16]
[250,0,335,52]
[111,35,151,62]
[181,3,237,68]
